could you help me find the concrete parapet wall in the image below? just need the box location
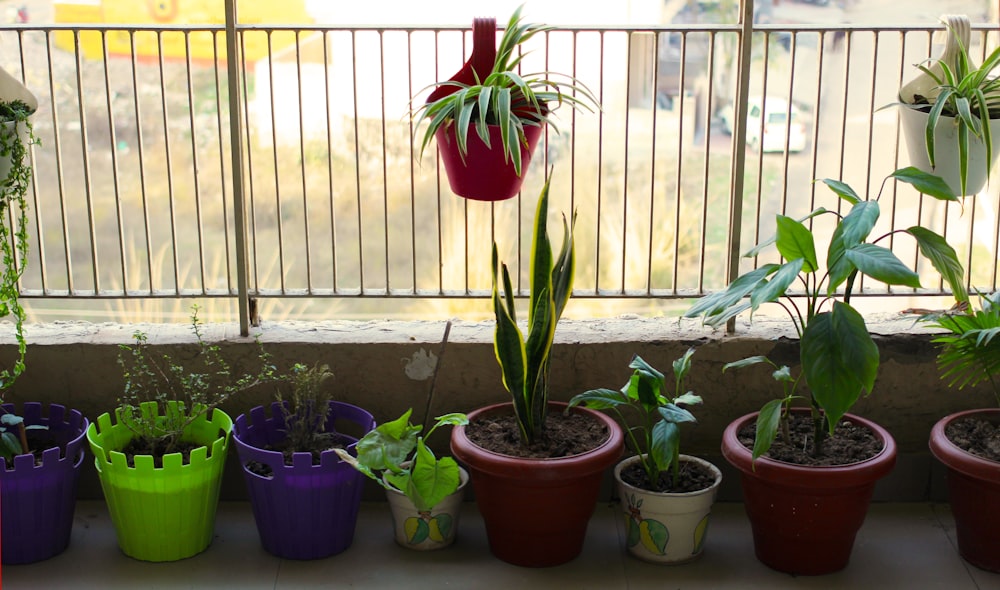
[1,316,988,502]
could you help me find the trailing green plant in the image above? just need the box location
[411,4,599,176]
[898,19,1000,196]
[492,173,575,445]
[923,291,1000,407]
[686,167,967,459]
[116,305,279,456]
[567,350,701,489]
[336,409,468,512]
[0,100,36,398]
[274,362,337,451]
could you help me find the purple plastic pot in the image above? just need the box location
[1,402,88,565]
[233,401,375,560]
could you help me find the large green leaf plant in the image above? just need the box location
[686,167,967,459]
[492,173,574,445]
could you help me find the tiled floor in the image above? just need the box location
[4,501,999,589]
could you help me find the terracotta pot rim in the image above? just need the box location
[930,408,1000,483]
[721,410,897,484]
[450,401,624,477]
[614,453,722,498]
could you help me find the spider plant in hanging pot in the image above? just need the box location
[449,172,624,567]
[894,15,1000,196]
[412,4,599,202]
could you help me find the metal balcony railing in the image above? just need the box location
[1,4,997,332]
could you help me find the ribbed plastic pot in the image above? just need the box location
[614,454,721,565]
[929,408,1000,573]
[232,401,375,560]
[450,402,624,567]
[1,402,88,565]
[86,404,232,562]
[721,410,896,576]
[384,467,468,550]
[435,122,544,202]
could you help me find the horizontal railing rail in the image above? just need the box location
[0,10,997,328]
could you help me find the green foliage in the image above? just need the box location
[686,168,966,458]
[336,409,468,512]
[907,21,1000,197]
[924,291,1000,408]
[116,305,279,456]
[492,174,575,445]
[275,363,336,451]
[411,4,599,176]
[568,350,701,488]
[0,100,37,397]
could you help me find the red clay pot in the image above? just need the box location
[435,122,544,202]
[929,408,1000,573]
[450,401,623,567]
[721,410,897,575]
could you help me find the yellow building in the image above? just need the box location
[53,0,312,62]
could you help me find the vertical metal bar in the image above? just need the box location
[155,31,180,295]
[726,0,755,333]
[378,30,391,293]
[72,31,99,294]
[647,30,659,295]
[211,31,233,293]
[265,32,286,294]
[183,31,207,295]
[350,30,365,293]
[672,32,685,292]
[225,0,250,334]
[323,31,338,294]
[293,31,313,294]
[594,31,606,295]
[239,32,259,298]
[99,29,127,295]
[128,30,154,294]
[698,32,718,292]
[406,30,418,293]
[621,31,632,294]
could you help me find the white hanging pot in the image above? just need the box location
[0,65,37,184]
[899,103,1000,196]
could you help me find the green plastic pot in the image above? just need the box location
[86,403,232,562]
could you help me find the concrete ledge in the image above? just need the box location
[0,316,989,502]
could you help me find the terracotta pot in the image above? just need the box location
[929,408,1000,572]
[450,401,624,567]
[721,410,897,575]
[435,122,544,202]
[614,454,721,565]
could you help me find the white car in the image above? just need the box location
[722,97,808,153]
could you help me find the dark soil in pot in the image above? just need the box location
[619,458,716,493]
[4,430,67,469]
[946,417,1000,462]
[245,432,353,477]
[463,410,608,458]
[737,413,882,466]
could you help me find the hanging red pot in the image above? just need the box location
[435,122,544,202]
